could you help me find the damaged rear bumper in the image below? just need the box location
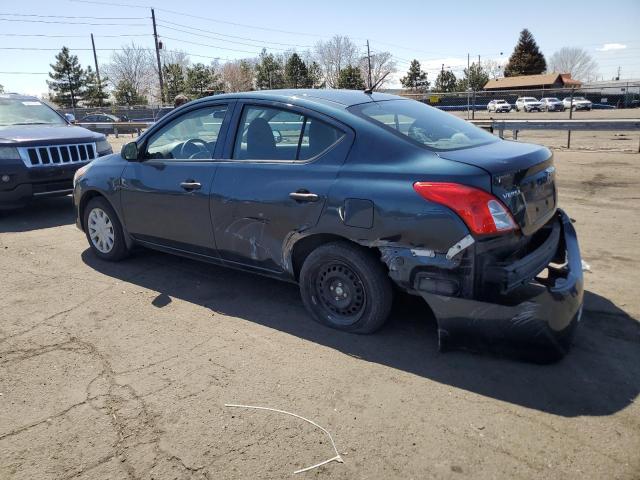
[422,209,583,361]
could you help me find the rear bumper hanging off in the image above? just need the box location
[422,209,584,362]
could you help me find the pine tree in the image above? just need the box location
[186,63,218,98]
[461,62,489,91]
[284,53,310,88]
[307,61,324,88]
[163,63,186,101]
[504,29,547,77]
[83,66,109,107]
[114,80,147,105]
[400,60,429,92]
[255,49,285,89]
[434,70,457,92]
[337,65,365,89]
[47,47,87,109]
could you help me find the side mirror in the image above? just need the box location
[121,142,139,161]
[65,113,76,123]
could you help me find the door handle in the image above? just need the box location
[180,181,202,191]
[289,191,319,202]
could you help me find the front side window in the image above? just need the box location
[146,105,227,160]
[350,99,497,151]
[233,105,343,161]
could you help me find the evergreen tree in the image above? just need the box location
[163,63,186,101]
[83,66,109,107]
[186,63,218,98]
[504,29,547,77]
[434,69,457,92]
[114,80,147,105]
[0,84,4,94]
[400,59,429,91]
[307,61,324,88]
[460,62,489,91]
[47,47,86,108]
[284,53,310,88]
[255,49,285,89]
[337,65,365,89]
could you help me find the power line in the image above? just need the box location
[157,20,312,48]
[69,0,327,37]
[0,17,147,26]
[0,33,150,38]
[160,35,263,55]
[0,12,145,20]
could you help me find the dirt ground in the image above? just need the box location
[1,145,639,478]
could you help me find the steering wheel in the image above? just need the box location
[178,138,210,159]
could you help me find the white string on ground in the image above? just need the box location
[224,403,344,474]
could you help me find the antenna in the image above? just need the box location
[364,71,390,94]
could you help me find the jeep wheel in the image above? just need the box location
[299,242,393,334]
[84,197,130,261]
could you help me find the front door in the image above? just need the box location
[121,102,232,256]
[210,102,352,273]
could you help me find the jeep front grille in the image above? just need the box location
[18,143,97,168]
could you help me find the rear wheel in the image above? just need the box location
[299,242,393,334]
[84,196,130,261]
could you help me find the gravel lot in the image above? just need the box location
[1,145,639,478]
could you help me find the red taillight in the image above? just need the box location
[413,182,517,235]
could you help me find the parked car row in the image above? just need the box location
[487,96,593,112]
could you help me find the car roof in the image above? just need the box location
[191,89,404,109]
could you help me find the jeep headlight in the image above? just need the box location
[96,138,112,156]
[0,146,21,160]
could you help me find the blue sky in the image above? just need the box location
[1,0,639,95]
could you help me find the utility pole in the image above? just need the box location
[366,40,373,89]
[478,54,481,66]
[90,33,104,107]
[151,8,165,104]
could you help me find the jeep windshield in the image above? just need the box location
[349,99,497,151]
[0,97,66,126]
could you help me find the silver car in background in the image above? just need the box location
[540,97,564,112]
[487,99,512,113]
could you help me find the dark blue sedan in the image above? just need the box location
[73,89,583,361]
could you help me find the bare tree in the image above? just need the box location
[160,49,190,70]
[221,59,254,92]
[548,47,599,82]
[482,59,504,79]
[359,51,397,89]
[104,42,155,102]
[314,35,359,88]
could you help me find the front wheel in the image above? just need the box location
[84,196,130,261]
[299,242,393,334]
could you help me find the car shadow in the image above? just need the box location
[0,196,75,233]
[82,248,640,418]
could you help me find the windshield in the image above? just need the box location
[349,99,497,151]
[0,97,66,126]
[547,98,560,102]
[523,97,538,102]
[573,97,586,101]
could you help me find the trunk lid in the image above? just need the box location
[437,141,557,236]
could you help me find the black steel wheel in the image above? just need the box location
[299,242,393,334]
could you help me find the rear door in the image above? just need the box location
[210,101,352,272]
[120,102,233,256]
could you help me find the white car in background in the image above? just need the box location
[487,99,512,113]
[515,97,542,112]
[562,96,593,111]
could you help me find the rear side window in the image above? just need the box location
[233,105,343,161]
[350,99,497,151]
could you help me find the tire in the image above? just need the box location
[299,241,393,334]
[84,196,130,261]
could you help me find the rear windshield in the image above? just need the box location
[349,99,497,151]
[0,96,66,126]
